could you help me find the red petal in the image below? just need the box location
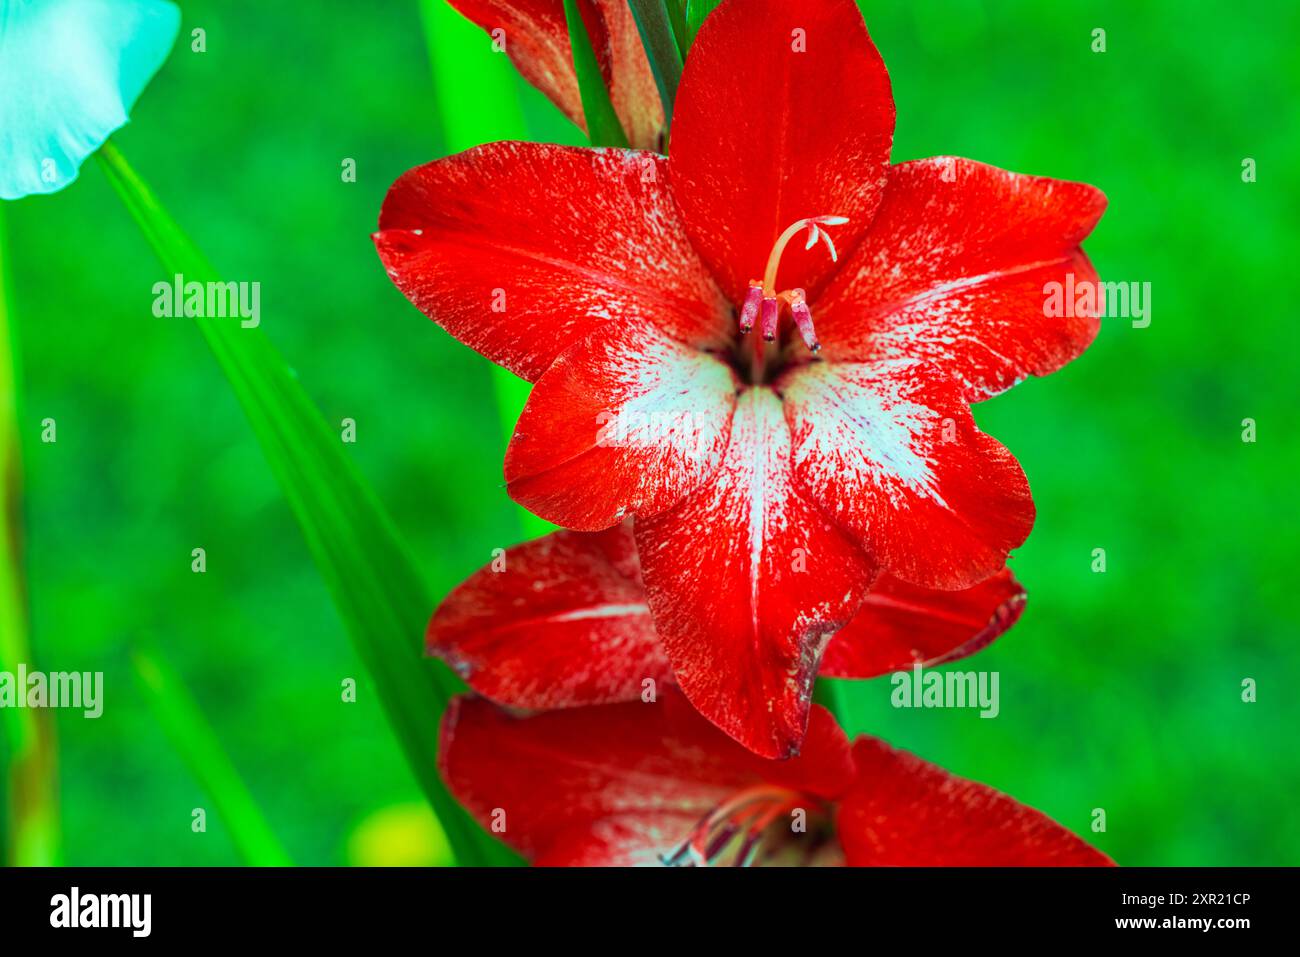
[838,738,1114,866]
[822,569,1025,678]
[374,143,728,382]
[447,1,664,150]
[635,387,876,759]
[780,359,1033,589]
[439,692,855,866]
[669,0,895,301]
[816,157,1107,401]
[427,523,672,709]
[505,323,737,529]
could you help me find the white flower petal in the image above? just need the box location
[0,0,179,200]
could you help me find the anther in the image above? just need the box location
[760,297,779,342]
[739,281,762,334]
[789,288,819,353]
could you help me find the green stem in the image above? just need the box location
[664,0,691,60]
[0,206,62,866]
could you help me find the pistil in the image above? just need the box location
[761,215,847,296]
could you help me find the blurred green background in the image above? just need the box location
[1,0,1296,865]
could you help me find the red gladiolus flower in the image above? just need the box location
[428,522,1024,712]
[440,690,1113,866]
[376,0,1105,757]
[447,0,664,149]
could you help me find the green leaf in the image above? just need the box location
[131,648,293,866]
[564,0,630,146]
[0,207,61,867]
[96,141,517,867]
[685,0,723,48]
[628,0,685,126]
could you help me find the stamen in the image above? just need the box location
[760,296,779,342]
[738,281,762,334]
[660,786,815,868]
[789,288,819,353]
[702,823,742,861]
[734,215,846,368]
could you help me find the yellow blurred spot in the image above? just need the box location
[346,802,454,867]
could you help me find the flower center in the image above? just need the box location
[661,785,835,867]
[738,215,848,356]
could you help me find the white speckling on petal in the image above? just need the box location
[782,359,948,510]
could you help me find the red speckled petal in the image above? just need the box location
[780,359,1033,590]
[427,523,672,709]
[816,157,1107,401]
[505,322,737,530]
[837,737,1114,866]
[634,387,877,759]
[374,143,728,382]
[822,568,1026,678]
[439,693,855,866]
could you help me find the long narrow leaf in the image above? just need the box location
[131,648,292,866]
[96,142,515,867]
[628,0,685,124]
[564,0,630,146]
[0,207,61,867]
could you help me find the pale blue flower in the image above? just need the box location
[0,0,179,200]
